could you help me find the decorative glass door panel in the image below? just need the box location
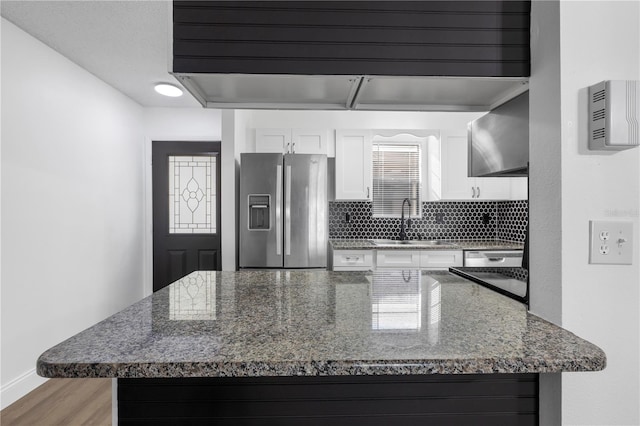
[169,272,216,320]
[169,155,217,234]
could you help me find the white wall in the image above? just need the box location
[559,2,640,425]
[143,108,222,141]
[221,110,250,271]
[1,19,145,408]
[529,1,563,423]
[531,2,640,425]
[141,108,223,289]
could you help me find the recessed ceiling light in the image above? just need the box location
[154,83,183,97]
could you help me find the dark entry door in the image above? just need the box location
[153,141,221,292]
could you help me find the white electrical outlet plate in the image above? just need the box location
[589,220,634,264]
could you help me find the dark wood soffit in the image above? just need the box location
[173,1,531,78]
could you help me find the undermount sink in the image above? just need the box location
[371,239,451,246]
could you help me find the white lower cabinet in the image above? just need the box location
[420,250,463,269]
[375,250,421,269]
[330,248,463,271]
[331,250,374,271]
[376,250,463,270]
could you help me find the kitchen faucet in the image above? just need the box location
[399,198,412,241]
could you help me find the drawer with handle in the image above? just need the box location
[376,250,421,269]
[420,250,463,269]
[332,250,374,271]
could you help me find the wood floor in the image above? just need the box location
[1,378,111,426]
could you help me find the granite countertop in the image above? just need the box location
[329,239,376,249]
[452,240,525,250]
[38,270,605,379]
[330,239,524,251]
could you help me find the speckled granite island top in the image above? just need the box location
[37,270,604,379]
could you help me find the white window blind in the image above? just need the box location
[372,143,421,217]
[371,270,421,331]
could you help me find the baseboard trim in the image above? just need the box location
[1,368,48,410]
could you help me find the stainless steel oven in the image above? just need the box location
[452,249,527,304]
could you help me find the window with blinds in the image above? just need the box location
[372,143,422,217]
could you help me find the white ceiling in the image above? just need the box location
[1,1,529,111]
[1,0,201,108]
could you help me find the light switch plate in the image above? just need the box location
[589,220,634,264]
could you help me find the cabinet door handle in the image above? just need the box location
[472,187,476,198]
[476,186,481,198]
[292,142,296,153]
[367,187,370,198]
[286,142,290,153]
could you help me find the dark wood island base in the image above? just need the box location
[118,374,539,425]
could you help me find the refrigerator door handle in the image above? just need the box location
[285,165,292,256]
[276,165,282,255]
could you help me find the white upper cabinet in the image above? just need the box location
[335,129,372,200]
[510,177,528,200]
[291,129,328,154]
[254,125,527,201]
[255,128,328,155]
[440,129,513,200]
[255,128,292,153]
[474,177,512,200]
[441,130,476,199]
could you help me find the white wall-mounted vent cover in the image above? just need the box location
[589,80,639,150]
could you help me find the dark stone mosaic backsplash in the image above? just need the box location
[496,200,529,242]
[329,200,528,242]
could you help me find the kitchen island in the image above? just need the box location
[38,270,604,425]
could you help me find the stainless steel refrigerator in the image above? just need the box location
[240,153,327,268]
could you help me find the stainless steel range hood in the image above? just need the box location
[172,73,529,112]
[468,91,529,176]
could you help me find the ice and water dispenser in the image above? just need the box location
[248,195,271,230]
